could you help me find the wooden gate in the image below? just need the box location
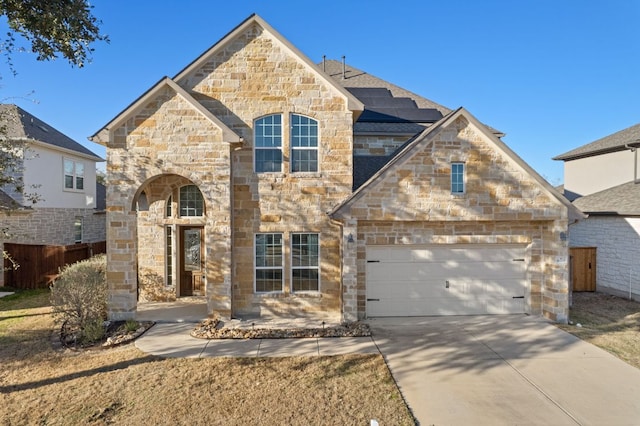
[570,247,596,292]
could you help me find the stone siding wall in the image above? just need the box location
[108,87,231,320]
[1,208,105,245]
[569,216,640,301]
[339,115,570,321]
[353,135,409,156]
[179,22,352,319]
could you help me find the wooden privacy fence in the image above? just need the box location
[3,241,106,289]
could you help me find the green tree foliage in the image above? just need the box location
[0,0,108,71]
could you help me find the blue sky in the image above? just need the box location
[2,0,639,184]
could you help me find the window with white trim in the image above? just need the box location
[64,158,84,191]
[291,233,319,292]
[291,114,318,172]
[255,233,283,292]
[73,217,83,243]
[179,185,204,217]
[254,114,282,172]
[166,225,174,287]
[451,162,465,194]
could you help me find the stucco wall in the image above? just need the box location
[564,150,636,198]
[23,144,98,209]
[569,216,640,301]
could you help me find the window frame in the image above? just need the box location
[451,162,466,195]
[290,114,319,173]
[179,185,204,217]
[63,158,85,192]
[254,233,284,293]
[165,225,175,288]
[73,217,83,244]
[290,232,320,293]
[254,114,283,173]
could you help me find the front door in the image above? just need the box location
[180,226,204,296]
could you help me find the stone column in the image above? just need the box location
[106,207,138,320]
[341,217,358,322]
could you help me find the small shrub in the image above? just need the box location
[50,254,107,343]
[82,319,106,344]
[125,319,139,332]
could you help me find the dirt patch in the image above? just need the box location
[0,290,414,425]
[559,292,640,369]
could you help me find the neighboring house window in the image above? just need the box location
[179,185,204,217]
[451,162,465,194]
[255,233,283,293]
[74,217,83,243]
[291,233,319,292]
[254,114,282,172]
[291,114,318,172]
[64,159,84,190]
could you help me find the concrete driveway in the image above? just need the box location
[369,315,640,425]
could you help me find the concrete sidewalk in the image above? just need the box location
[135,322,380,358]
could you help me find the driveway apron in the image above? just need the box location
[369,315,640,426]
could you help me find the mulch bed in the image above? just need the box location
[59,320,155,350]
[191,318,371,339]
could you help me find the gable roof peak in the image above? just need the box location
[172,15,363,112]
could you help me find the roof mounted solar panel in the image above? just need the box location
[358,107,443,123]
[346,87,392,98]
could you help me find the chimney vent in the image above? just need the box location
[322,55,326,72]
[342,55,346,79]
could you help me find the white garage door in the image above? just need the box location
[366,245,527,317]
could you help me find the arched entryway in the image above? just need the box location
[133,174,207,302]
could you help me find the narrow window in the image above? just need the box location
[254,114,282,172]
[179,185,204,217]
[166,225,174,287]
[291,233,319,292]
[166,195,173,217]
[255,233,283,293]
[74,217,83,243]
[64,158,85,191]
[451,162,465,194]
[291,114,318,172]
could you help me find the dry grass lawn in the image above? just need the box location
[0,289,414,425]
[559,292,640,369]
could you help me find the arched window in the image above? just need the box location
[179,185,204,217]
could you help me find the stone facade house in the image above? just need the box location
[0,105,106,286]
[92,14,579,323]
[555,123,640,301]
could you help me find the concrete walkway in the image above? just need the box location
[369,315,640,426]
[135,322,380,358]
[0,292,15,298]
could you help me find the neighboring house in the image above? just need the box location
[0,105,106,285]
[554,123,640,301]
[92,14,579,323]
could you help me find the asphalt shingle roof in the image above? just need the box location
[0,104,101,159]
[554,122,640,161]
[572,181,640,216]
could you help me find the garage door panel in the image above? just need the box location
[368,262,525,282]
[366,245,528,317]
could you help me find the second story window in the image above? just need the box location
[291,114,318,172]
[254,114,282,173]
[451,162,465,194]
[64,158,84,191]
